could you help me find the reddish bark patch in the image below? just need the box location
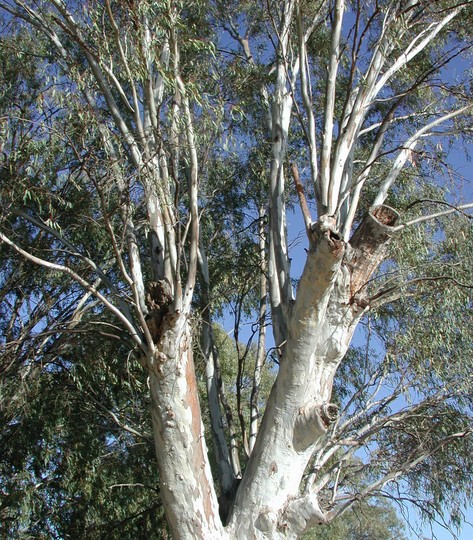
[328,229,344,256]
[348,205,399,298]
[371,205,399,227]
[183,341,215,524]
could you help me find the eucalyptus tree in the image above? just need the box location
[0,1,472,539]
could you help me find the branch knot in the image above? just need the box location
[293,402,339,452]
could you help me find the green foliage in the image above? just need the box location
[330,212,473,531]
[0,332,168,539]
[213,323,275,419]
[195,323,276,470]
[303,499,407,540]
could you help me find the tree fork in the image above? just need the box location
[227,218,347,537]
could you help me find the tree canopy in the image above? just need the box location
[1,1,472,539]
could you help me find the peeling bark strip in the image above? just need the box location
[347,205,399,300]
[149,319,225,539]
[291,163,313,232]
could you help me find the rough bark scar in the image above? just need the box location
[347,205,399,300]
[320,403,339,427]
[371,205,399,226]
[145,279,173,343]
[293,403,339,452]
[309,215,345,255]
[328,229,344,255]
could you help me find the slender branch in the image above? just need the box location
[369,274,473,309]
[373,8,462,97]
[291,163,313,232]
[93,181,134,288]
[126,222,156,354]
[88,392,153,444]
[0,1,69,60]
[266,0,297,351]
[14,209,136,320]
[249,204,268,454]
[104,0,146,143]
[48,0,143,168]
[394,202,473,230]
[329,1,397,215]
[321,0,345,211]
[340,101,400,239]
[330,430,472,520]
[330,3,465,220]
[372,104,473,207]
[0,231,145,351]
[340,37,466,236]
[296,6,318,200]
[198,244,239,490]
[177,76,200,313]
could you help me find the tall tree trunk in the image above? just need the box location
[148,314,227,539]
[249,204,268,453]
[227,207,398,538]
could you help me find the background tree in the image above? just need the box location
[0,1,472,539]
[302,498,407,540]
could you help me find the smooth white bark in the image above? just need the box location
[249,205,268,454]
[148,317,226,539]
[267,0,299,352]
